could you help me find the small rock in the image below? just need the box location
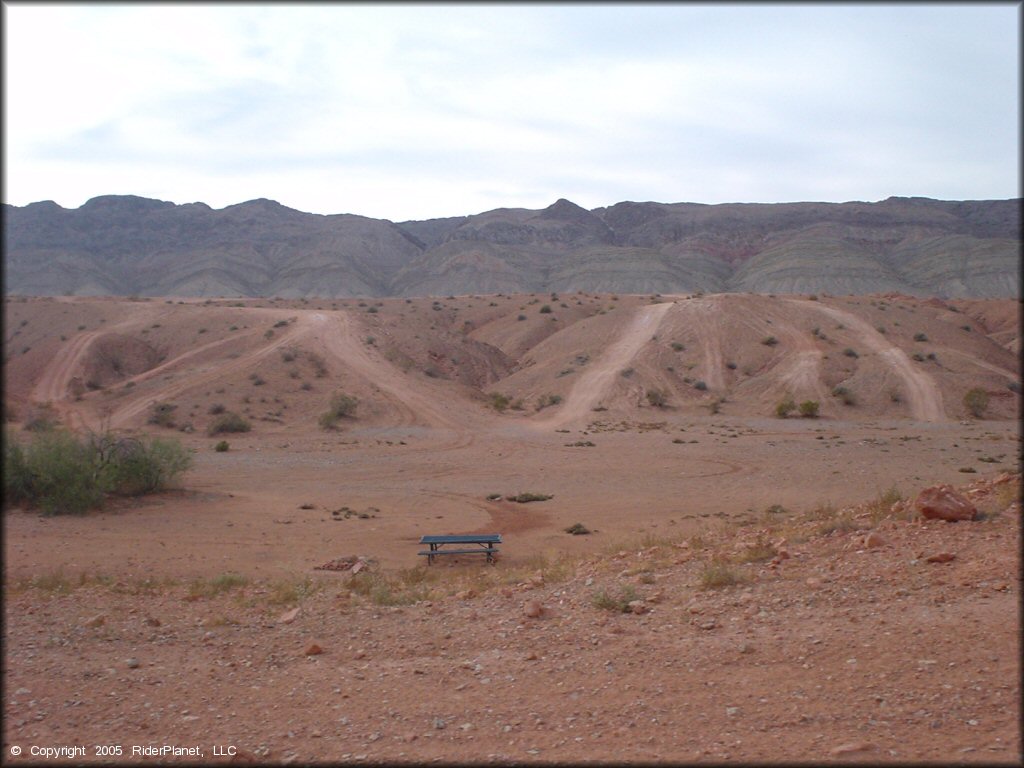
[84,614,106,628]
[523,600,544,619]
[433,718,447,730]
[627,600,648,615]
[524,651,539,661]
[126,658,140,669]
[304,643,323,656]
[455,590,476,600]
[914,485,977,522]
[278,607,300,624]
[925,552,956,564]
[354,649,366,660]
[699,620,717,631]
[806,577,822,588]
[143,616,161,627]
[830,741,875,756]
[864,531,888,548]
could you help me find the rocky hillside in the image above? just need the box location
[3,195,1019,298]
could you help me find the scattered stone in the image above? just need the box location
[699,620,717,631]
[456,590,476,600]
[627,600,648,615]
[523,600,544,619]
[830,741,876,756]
[864,531,888,548]
[304,643,323,656]
[433,718,447,730]
[143,616,161,627]
[525,651,539,661]
[126,658,140,669]
[925,552,956,564]
[914,485,977,522]
[278,607,300,624]
[84,614,106,628]
[354,649,366,660]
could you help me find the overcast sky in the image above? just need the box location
[3,3,1019,221]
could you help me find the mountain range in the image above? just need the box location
[3,195,1020,298]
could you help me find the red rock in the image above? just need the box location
[278,607,300,624]
[925,552,956,563]
[864,531,888,548]
[523,600,544,618]
[830,741,875,756]
[914,485,977,522]
[304,643,323,656]
[627,600,648,615]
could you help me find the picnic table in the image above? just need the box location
[418,534,501,565]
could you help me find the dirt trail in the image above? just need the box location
[688,297,726,391]
[106,320,311,430]
[535,302,673,428]
[314,312,465,431]
[790,299,945,421]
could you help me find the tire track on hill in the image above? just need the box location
[533,303,673,429]
[107,321,311,429]
[788,299,945,421]
[314,312,470,435]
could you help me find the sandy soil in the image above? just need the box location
[2,292,1021,764]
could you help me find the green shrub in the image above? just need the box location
[963,387,989,418]
[842,348,858,358]
[207,412,251,436]
[508,492,553,503]
[775,398,796,418]
[535,394,562,411]
[95,435,192,496]
[761,336,778,346]
[488,392,511,412]
[565,522,591,535]
[798,400,819,418]
[693,380,707,391]
[22,404,59,432]
[539,304,552,314]
[670,342,685,352]
[208,403,226,415]
[4,429,191,515]
[646,389,668,408]
[319,393,359,430]
[148,402,177,428]
[592,585,639,612]
[214,440,230,452]
[913,332,928,342]
[831,386,856,406]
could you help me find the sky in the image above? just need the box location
[2,2,1020,221]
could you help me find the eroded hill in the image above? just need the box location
[3,195,1019,298]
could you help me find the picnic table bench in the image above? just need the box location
[418,534,501,565]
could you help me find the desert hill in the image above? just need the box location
[3,195,1019,298]
[4,292,1019,434]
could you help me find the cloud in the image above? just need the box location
[3,4,1019,219]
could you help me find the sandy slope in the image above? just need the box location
[787,299,946,422]
[536,302,672,428]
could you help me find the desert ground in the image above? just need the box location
[3,291,1021,764]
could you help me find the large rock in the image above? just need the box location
[914,485,977,522]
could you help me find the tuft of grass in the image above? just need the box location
[186,573,248,600]
[699,558,746,589]
[735,535,777,564]
[592,584,639,612]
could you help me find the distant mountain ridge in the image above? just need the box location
[3,195,1020,298]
